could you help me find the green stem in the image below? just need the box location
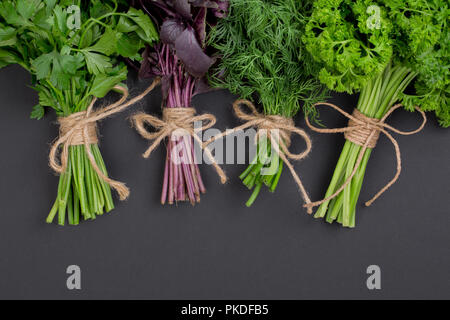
[269,160,283,192]
[246,181,262,207]
[318,61,418,226]
[46,201,58,224]
[76,146,89,217]
[315,142,352,218]
[58,159,72,226]
[92,145,114,212]
[83,148,95,214]
[73,182,80,225]
[67,186,74,225]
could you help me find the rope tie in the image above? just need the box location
[204,99,313,212]
[58,113,99,146]
[132,107,227,184]
[304,102,427,210]
[49,77,161,200]
[344,109,381,148]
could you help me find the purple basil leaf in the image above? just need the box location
[138,46,151,78]
[193,7,207,47]
[212,0,229,18]
[193,76,216,97]
[190,0,218,8]
[174,27,213,77]
[173,0,192,19]
[147,0,176,16]
[148,52,159,65]
[160,19,186,45]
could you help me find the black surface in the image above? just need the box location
[0,65,448,299]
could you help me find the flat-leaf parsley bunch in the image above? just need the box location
[0,0,158,225]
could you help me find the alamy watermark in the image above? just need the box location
[366,265,381,290]
[66,5,81,35]
[66,265,81,290]
[167,123,284,176]
[366,5,381,30]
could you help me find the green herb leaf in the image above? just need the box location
[82,51,112,75]
[90,65,127,98]
[17,0,43,20]
[30,104,45,119]
[84,28,117,56]
[210,0,326,118]
[0,24,17,47]
[0,1,158,116]
[126,8,159,43]
[116,33,142,59]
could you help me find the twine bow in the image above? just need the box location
[205,99,313,212]
[49,77,161,200]
[132,107,227,184]
[304,102,427,210]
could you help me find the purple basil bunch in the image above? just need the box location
[131,0,229,205]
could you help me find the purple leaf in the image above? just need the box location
[138,46,152,78]
[173,0,192,19]
[212,1,229,18]
[174,27,214,77]
[148,52,159,65]
[160,19,186,45]
[141,0,176,18]
[190,0,218,8]
[193,77,217,96]
[193,7,207,47]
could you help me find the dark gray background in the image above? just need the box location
[0,65,448,300]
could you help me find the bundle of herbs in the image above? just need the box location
[302,0,449,227]
[208,0,327,207]
[0,0,158,225]
[130,0,228,205]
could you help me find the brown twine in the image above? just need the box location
[204,99,313,213]
[304,102,427,210]
[131,107,228,184]
[49,77,161,201]
[344,109,381,148]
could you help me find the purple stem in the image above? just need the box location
[172,140,179,201]
[175,138,187,201]
[168,140,174,204]
[182,138,200,200]
[192,142,206,193]
[177,160,185,201]
[183,160,196,204]
[156,42,206,205]
[161,148,169,204]
[185,76,192,107]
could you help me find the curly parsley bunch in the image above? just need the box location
[302,0,449,227]
[303,0,449,126]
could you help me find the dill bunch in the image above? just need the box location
[209,0,326,119]
[208,0,327,206]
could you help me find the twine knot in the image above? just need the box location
[162,107,198,134]
[132,107,227,184]
[257,114,295,148]
[205,99,313,212]
[344,109,381,149]
[49,77,161,201]
[304,102,427,210]
[57,112,99,146]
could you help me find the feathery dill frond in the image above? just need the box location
[208,0,327,118]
